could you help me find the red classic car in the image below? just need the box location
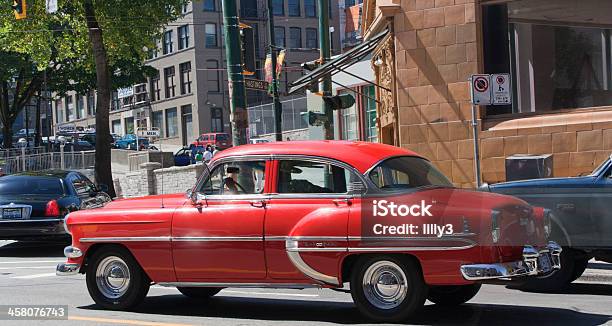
[57,141,561,322]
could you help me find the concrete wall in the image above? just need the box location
[114,162,205,198]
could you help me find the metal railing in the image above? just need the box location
[0,146,47,160]
[0,149,95,175]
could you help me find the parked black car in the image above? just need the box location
[0,170,111,241]
[482,155,612,290]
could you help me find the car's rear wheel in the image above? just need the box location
[350,255,427,322]
[427,284,481,306]
[86,246,150,310]
[177,287,223,299]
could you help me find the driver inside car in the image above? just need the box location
[223,166,241,194]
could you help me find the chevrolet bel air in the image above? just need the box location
[57,141,561,322]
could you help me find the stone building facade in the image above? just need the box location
[362,0,612,187]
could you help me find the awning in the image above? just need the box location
[288,29,389,94]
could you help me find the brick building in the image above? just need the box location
[361,0,612,187]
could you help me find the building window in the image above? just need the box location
[165,108,178,138]
[306,28,318,48]
[178,25,189,50]
[205,23,217,47]
[55,99,63,124]
[240,1,257,18]
[86,91,95,116]
[211,107,223,132]
[181,105,194,145]
[289,27,302,49]
[288,0,300,16]
[484,2,612,115]
[76,95,84,120]
[179,62,192,95]
[111,91,119,111]
[203,0,215,11]
[274,27,285,47]
[207,60,220,92]
[363,86,377,142]
[124,117,134,135]
[164,66,176,98]
[152,111,164,138]
[150,72,161,101]
[163,30,173,54]
[181,2,189,13]
[273,0,284,16]
[111,119,121,135]
[65,95,74,121]
[305,0,316,17]
[339,90,358,141]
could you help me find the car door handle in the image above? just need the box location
[250,200,266,208]
[333,198,352,206]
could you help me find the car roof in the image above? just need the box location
[8,170,73,179]
[213,140,422,174]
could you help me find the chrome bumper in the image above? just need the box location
[461,241,562,281]
[56,263,80,276]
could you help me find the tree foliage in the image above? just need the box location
[0,0,186,195]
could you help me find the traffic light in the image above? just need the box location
[12,0,26,20]
[301,60,320,93]
[323,93,356,111]
[239,23,256,76]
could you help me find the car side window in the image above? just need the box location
[277,160,360,194]
[200,160,267,196]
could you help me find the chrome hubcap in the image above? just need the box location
[362,261,408,309]
[96,256,131,299]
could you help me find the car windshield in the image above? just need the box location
[369,156,453,191]
[0,176,64,195]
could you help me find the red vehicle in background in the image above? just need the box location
[191,132,231,150]
[57,141,560,322]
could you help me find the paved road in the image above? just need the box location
[1,240,611,326]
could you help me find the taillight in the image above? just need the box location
[45,200,60,217]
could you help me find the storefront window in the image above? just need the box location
[339,90,358,141]
[363,86,377,142]
[483,0,612,115]
[166,108,178,137]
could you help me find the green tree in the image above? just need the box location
[1,0,186,197]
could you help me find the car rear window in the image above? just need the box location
[216,134,229,141]
[0,177,64,195]
[369,156,453,191]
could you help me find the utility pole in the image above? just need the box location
[267,0,283,142]
[221,0,248,146]
[318,0,333,139]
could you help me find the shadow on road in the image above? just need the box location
[510,282,612,297]
[79,294,612,325]
[0,241,66,257]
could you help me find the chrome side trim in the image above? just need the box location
[157,282,321,289]
[266,236,347,241]
[285,240,340,286]
[347,234,477,241]
[172,236,263,242]
[79,236,171,243]
[0,218,62,223]
[56,263,80,276]
[347,244,476,252]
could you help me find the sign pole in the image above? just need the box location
[471,102,481,187]
[468,76,483,188]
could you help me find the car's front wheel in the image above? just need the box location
[177,287,223,299]
[350,255,427,322]
[86,246,150,310]
[427,284,481,306]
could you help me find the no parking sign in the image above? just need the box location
[470,74,491,105]
[470,74,512,106]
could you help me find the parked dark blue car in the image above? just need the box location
[482,155,612,290]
